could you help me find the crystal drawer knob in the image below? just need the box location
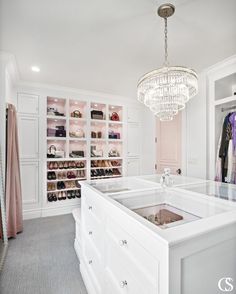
[88,206,92,210]
[120,280,128,288]
[89,231,93,235]
[119,240,127,246]
[89,260,92,264]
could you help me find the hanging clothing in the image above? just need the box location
[226,140,233,183]
[6,104,23,238]
[219,113,232,182]
[229,112,236,153]
[215,134,222,182]
[216,111,236,184]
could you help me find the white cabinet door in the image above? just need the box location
[127,123,140,157]
[127,159,140,176]
[127,108,140,123]
[20,161,39,205]
[17,93,39,115]
[18,116,39,159]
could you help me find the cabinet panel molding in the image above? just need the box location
[18,116,39,159]
[17,93,39,115]
[20,161,39,205]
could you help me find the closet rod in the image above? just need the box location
[221,105,236,112]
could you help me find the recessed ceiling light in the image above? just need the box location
[31,66,40,72]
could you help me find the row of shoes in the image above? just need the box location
[91,160,120,167]
[48,161,85,170]
[47,170,86,180]
[47,190,81,202]
[47,180,81,191]
[91,168,121,178]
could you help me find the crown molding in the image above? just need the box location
[204,54,236,75]
[16,80,137,103]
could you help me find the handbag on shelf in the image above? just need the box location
[55,129,66,137]
[47,145,56,158]
[108,148,120,157]
[71,110,82,118]
[108,131,120,139]
[110,112,120,121]
[69,150,85,158]
[69,129,84,138]
[91,110,104,120]
[91,131,97,138]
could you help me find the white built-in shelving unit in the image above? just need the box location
[46,97,124,205]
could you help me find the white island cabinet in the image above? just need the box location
[78,177,236,294]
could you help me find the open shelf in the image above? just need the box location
[46,96,124,203]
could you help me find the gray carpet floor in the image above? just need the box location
[0,214,87,294]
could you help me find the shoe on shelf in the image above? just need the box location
[59,162,64,169]
[47,193,53,202]
[67,191,72,199]
[52,193,57,201]
[75,190,81,198]
[47,172,52,180]
[49,162,54,170]
[58,192,63,201]
[62,191,67,200]
[63,161,69,169]
[71,191,76,198]
[52,172,56,180]
[53,162,59,169]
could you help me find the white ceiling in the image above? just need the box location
[1,0,236,97]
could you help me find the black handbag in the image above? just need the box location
[55,129,66,137]
[91,110,103,120]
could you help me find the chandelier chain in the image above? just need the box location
[164,17,168,66]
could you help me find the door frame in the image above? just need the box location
[155,111,187,176]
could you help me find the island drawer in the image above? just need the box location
[82,211,103,254]
[82,233,103,293]
[82,191,104,222]
[106,217,158,289]
[105,235,157,294]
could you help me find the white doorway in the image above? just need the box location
[156,114,182,175]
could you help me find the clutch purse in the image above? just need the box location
[91,110,104,120]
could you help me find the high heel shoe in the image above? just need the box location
[63,161,69,169]
[53,162,59,169]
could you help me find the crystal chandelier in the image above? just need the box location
[137,4,198,121]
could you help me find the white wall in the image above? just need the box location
[184,72,207,179]
[140,106,156,175]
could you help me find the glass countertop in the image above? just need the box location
[90,177,160,195]
[139,174,208,187]
[179,181,236,202]
[111,189,233,230]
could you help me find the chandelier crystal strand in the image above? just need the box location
[137,3,198,121]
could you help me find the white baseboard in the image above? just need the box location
[23,209,42,220]
[74,238,81,262]
[23,203,81,220]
